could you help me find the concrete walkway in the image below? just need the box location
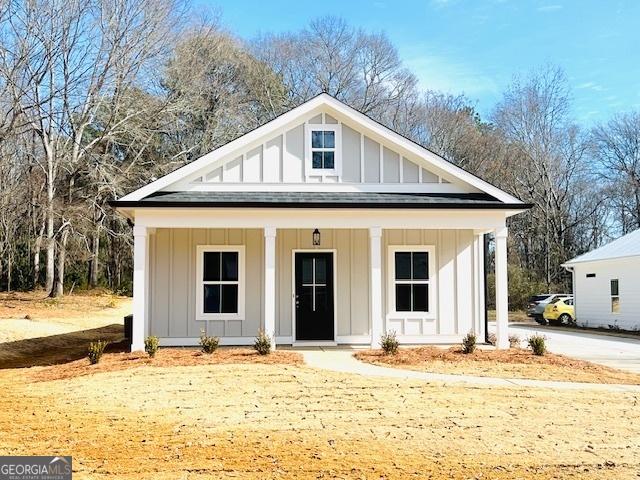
[296,348,640,392]
[489,322,640,373]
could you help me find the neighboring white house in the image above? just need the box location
[563,228,640,331]
[111,93,530,351]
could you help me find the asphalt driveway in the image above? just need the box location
[489,322,640,373]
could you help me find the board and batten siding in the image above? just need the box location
[382,229,484,341]
[572,258,640,330]
[181,112,455,187]
[149,227,485,343]
[149,228,265,339]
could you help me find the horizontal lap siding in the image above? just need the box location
[573,259,640,330]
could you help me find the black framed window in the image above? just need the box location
[393,251,430,312]
[310,130,336,169]
[202,251,239,314]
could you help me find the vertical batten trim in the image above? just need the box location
[360,134,365,183]
[399,157,404,183]
[418,167,423,183]
[279,130,287,183]
[379,143,384,183]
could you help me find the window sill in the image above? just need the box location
[196,315,244,321]
[386,312,435,319]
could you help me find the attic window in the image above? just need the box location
[305,124,341,175]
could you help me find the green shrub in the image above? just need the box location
[380,331,399,355]
[144,336,159,357]
[88,339,108,364]
[462,331,477,354]
[508,334,521,348]
[253,330,271,355]
[199,330,219,354]
[527,334,546,356]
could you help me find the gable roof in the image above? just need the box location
[563,228,640,265]
[115,191,526,209]
[117,93,526,205]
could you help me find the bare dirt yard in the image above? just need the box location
[355,346,640,385]
[1,293,640,478]
[0,290,131,368]
[1,361,640,479]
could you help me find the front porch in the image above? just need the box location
[130,208,511,351]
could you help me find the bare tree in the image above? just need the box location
[591,111,640,233]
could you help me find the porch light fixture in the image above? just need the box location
[312,228,321,246]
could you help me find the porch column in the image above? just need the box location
[132,225,149,352]
[369,226,383,348]
[264,227,277,350]
[494,227,509,349]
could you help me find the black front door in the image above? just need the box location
[295,252,334,341]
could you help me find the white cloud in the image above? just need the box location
[403,53,501,98]
[576,81,605,92]
[537,4,563,12]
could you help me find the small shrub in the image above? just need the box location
[88,339,108,364]
[380,331,399,355]
[487,332,497,346]
[508,334,521,348]
[253,330,271,355]
[462,331,477,354]
[144,336,159,357]
[199,330,219,354]
[527,334,546,356]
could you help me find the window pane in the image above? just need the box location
[324,131,335,148]
[203,284,220,313]
[395,284,411,311]
[203,252,220,281]
[221,284,238,313]
[413,284,428,312]
[221,252,238,281]
[611,279,619,296]
[312,131,323,148]
[612,296,620,313]
[315,257,326,284]
[323,151,334,169]
[412,252,428,280]
[312,151,323,169]
[302,257,313,284]
[395,252,411,280]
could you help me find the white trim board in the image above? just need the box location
[118,94,524,205]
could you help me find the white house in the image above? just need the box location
[112,94,530,351]
[563,228,640,331]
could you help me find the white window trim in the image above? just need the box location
[304,123,342,177]
[196,245,245,321]
[387,245,436,319]
[610,278,620,314]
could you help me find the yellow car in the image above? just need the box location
[543,297,575,325]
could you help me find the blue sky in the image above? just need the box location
[200,0,639,125]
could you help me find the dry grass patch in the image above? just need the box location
[28,347,303,382]
[355,346,640,385]
[1,363,639,478]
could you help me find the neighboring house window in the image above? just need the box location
[305,124,341,175]
[196,246,245,320]
[611,279,620,313]
[388,246,435,314]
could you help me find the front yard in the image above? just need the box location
[355,346,640,384]
[1,292,640,478]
